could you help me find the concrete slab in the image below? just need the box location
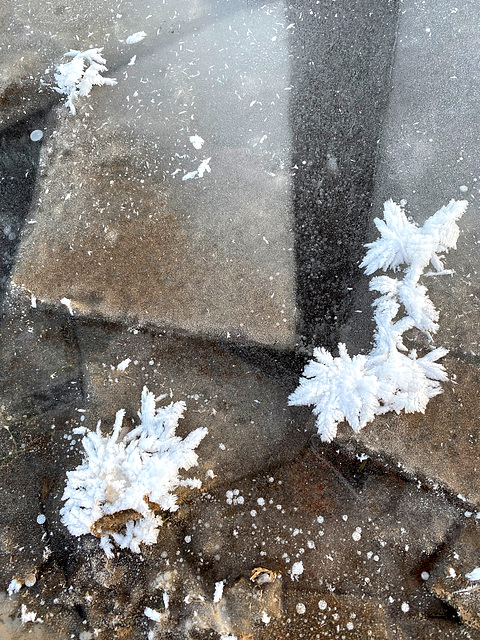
[10,2,297,346]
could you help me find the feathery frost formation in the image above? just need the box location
[289,199,468,442]
[53,48,117,115]
[61,387,207,557]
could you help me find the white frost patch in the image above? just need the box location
[465,567,480,582]
[60,386,207,557]
[53,48,117,115]
[352,527,362,542]
[401,602,410,613]
[219,636,238,640]
[126,31,147,44]
[296,603,306,614]
[7,578,22,595]
[213,580,224,604]
[60,297,74,315]
[289,199,467,442]
[318,599,327,611]
[116,358,131,371]
[144,607,162,622]
[189,135,205,150]
[30,294,37,308]
[128,55,137,66]
[290,561,304,581]
[261,611,271,624]
[182,158,211,181]
[21,604,42,624]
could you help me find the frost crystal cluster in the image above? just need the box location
[53,48,117,115]
[61,387,207,557]
[289,199,468,442]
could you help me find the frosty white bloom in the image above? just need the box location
[289,344,380,442]
[61,387,207,557]
[53,48,117,115]
[7,578,22,595]
[290,199,467,442]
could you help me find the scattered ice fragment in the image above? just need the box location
[116,358,131,371]
[401,602,410,613]
[317,515,324,524]
[213,580,224,604]
[465,567,480,581]
[60,297,73,315]
[296,603,306,614]
[220,635,238,640]
[128,55,137,66]
[346,621,354,630]
[182,158,211,181]
[30,130,44,142]
[7,578,22,595]
[261,611,271,624]
[30,295,37,308]
[163,592,169,610]
[184,535,191,543]
[290,561,304,581]
[36,514,46,525]
[459,185,468,192]
[189,135,205,150]
[144,607,162,622]
[257,498,265,506]
[457,494,467,501]
[318,599,327,610]
[448,567,457,578]
[126,31,147,44]
[421,571,430,581]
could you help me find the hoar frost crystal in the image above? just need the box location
[289,199,468,442]
[61,387,207,557]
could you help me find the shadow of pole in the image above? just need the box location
[287,0,399,349]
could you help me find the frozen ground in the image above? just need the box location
[0,0,479,638]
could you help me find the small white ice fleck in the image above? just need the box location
[189,135,205,150]
[290,561,304,581]
[352,527,362,542]
[421,571,430,581]
[116,358,131,371]
[60,297,73,315]
[36,514,46,525]
[296,603,306,614]
[30,130,44,142]
[128,55,137,66]
[459,185,468,192]
[401,602,410,613]
[318,599,327,610]
[126,31,147,44]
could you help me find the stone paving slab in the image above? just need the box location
[338,0,480,506]
[10,1,297,346]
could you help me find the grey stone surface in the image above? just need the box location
[10,1,298,346]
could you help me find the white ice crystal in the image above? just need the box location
[289,199,467,442]
[126,31,147,44]
[53,48,117,115]
[61,387,207,557]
